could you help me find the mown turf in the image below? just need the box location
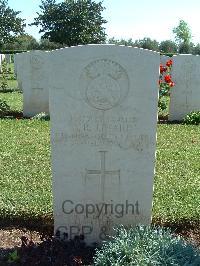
[0,120,199,225]
[0,93,199,227]
[0,63,18,91]
[0,119,52,221]
[0,92,23,112]
[158,96,170,118]
[153,124,200,224]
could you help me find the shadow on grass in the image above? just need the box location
[0,215,54,236]
[0,248,15,266]
[0,111,24,120]
[0,215,95,265]
[0,235,95,266]
[0,89,21,93]
[158,114,184,124]
[0,216,199,264]
[0,215,200,239]
[0,111,50,120]
[153,218,200,248]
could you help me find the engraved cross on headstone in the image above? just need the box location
[85,151,120,200]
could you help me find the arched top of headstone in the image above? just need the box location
[51,44,160,56]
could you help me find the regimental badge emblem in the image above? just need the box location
[80,59,129,111]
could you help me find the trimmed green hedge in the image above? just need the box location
[160,52,176,57]
[0,50,27,54]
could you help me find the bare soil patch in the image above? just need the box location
[0,224,199,266]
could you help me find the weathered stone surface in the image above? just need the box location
[47,45,159,244]
[160,55,170,66]
[14,52,26,91]
[14,51,49,117]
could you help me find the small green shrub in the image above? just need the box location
[94,225,200,266]
[31,112,50,121]
[158,97,168,111]
[0,99,10,116]
[0,62,9,91]
[8,67,12,74]
[183,111,200,125]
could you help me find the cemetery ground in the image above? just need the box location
[0,91,200,263]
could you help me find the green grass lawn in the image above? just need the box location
[0,63,19,91]
[0,119,52,222]
[154,124,200,224]
[0,93,199,227]
[0,92,23,112]
[158,96,170,118]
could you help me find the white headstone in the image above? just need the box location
[14,54,18,76]
[0,54,5,70]
[14,52,26,91]
[169,54,200,121]
[47,45,159,244]
[0,54,5,63]
[5,54,12,64]
[160,55,170,66]
[15,51,49,117]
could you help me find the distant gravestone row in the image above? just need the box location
[0,54,13,65]
[0,54,13,75]
[5,54,12,64]
[13,46,200,244]
[0,54,5,65]
[14,51,200,120]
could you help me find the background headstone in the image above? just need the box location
[14,52,26,91]
[0,54,5,64]
[14,51,49,117]
[5,54,12,64]
[47,45,159,244]
[169,54,200,121]
[160,55,170,66]
[0,54,5,72]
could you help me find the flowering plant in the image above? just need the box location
[159,59,175,97]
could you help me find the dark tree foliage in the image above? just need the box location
[179,42,194,54]
[39,38,64,50]
[173,20,192,45]
[172,20,194,54]
[159,40,177,54]
[3,34,39,50]
[107,37,160,51]
[134,37,160,51]
[0,0,25,47]
[30,0,107,46]
[108,37,135,46]
[192,43,200,55]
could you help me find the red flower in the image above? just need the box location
[166,59,173,67]
[164,75,172,83]
[169,81,175,87]
[160,64,167,73]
